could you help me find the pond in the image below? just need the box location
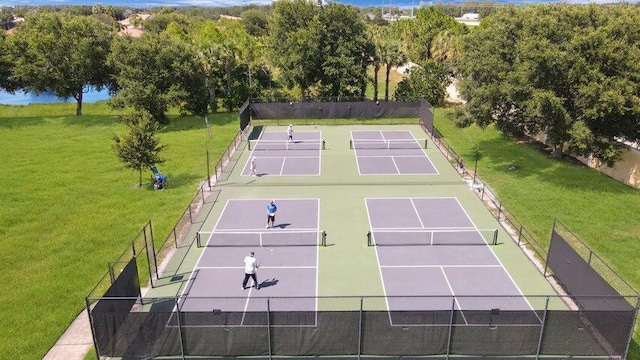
[0,88,110,105]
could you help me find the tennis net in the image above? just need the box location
[248,139,325,151]
[350,139,428,150]
[197,230,326,247]
[367,229,499,246]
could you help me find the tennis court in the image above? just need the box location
[241,130,324,176]
[351,130,438,175]
[366,197,535,322]
[177,198,321,326]
[100,124,613,359]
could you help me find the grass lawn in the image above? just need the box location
[0,102,239,360]
[433,106,640,357]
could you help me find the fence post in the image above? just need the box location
[587,250,593,265]
[108,262,115,284]
[518,225,523,246]
[188,204,193,224]
[481,184,485,200]
[622,297,640,360]
[446,297,455,360]
[173,227,178,248]
[201,185,205,204]
[535,297,549,360]
[358,297,363,360]
[175,297,186,360]
[497,203,502,221]
[206,149,211,191]
[85,297,101,360]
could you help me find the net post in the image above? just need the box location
[349,140,353,149]
[445,296,455,359]
[367,231,372,246]
[247,139,252,150]
[196,232,201,248]
[175,297,187,360]
[424,139,428,149]
[493,229,498,245]
[535,297,550,360]
[322,140,326,150]
[322,231,327,246]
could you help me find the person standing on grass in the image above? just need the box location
[250,156,257,176]
[266,200,277,229]
[287,124,293,143]
[242,252,259,290]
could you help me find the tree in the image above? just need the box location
[108,32,208,123]
[380,40,407,101]
[112,111,166,188]
[241,8,269,37]
[7,12,114,115]
[394,60,450,105]
[457,5,640,165]
[0,32,17,92]
[316,3,371,98]
[390,7,463,62]
[268,0,322,100]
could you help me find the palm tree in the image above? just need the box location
[430,29,459,64]
[381,40,407,101]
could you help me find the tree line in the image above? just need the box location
[2,2,639,166]
[0,2,458,121]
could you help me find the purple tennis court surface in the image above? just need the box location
[366,197,536,324]
[351,130,437,175]
[242,130,322,176]
[178,199,320,325]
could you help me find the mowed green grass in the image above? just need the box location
[434,107,640,357]
[0,102,239,359]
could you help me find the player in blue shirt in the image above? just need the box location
[266,200,277,229]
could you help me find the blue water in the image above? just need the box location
[0,88,110,105]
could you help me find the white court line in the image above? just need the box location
[391,156,401,174]
[357,172,439,176]
[229,198,321,201]
[381,265,503,268]
[365,198,393,326]
[206,228,320,233]
[241,288,253,325]
[453,198,541,322]
[410,199,426,228]
[315,199,320,322]
[371,226,476,231]
[440,266,468,325]
[174,324,319,329]
[358,155,429,158]
[279,157,286,175]
[197,266,318,269]
[252,156,319,159]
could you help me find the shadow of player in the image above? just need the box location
[259,278,279,289]
[274,223,291,229]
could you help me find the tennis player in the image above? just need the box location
[266,200,277,229]
[242,252,259,290]
[287,124,293,143]
[250,156,257,176]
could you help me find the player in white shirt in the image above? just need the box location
[250,156,257,176]
[242,252,260,290]
[287,124,293,143]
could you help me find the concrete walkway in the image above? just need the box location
[43,310,92,360]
